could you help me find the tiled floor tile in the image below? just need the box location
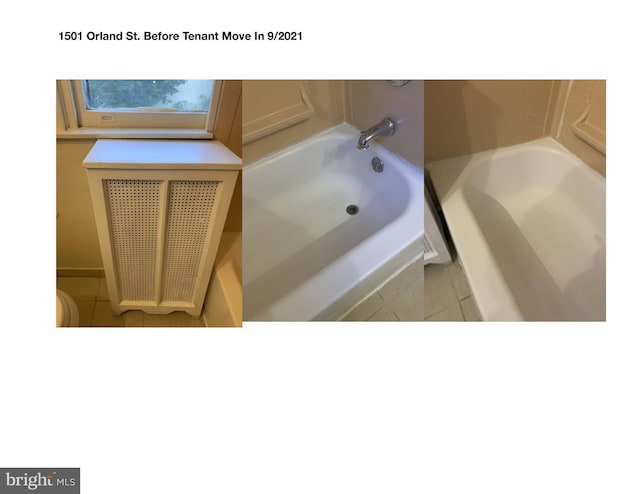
[57,277,100,300]
[460,297,481,321]
[96,278,110,301]
[424,246,482,322]
[378,258,423,302]
[76,300,96,327]
[57,276,205,327]
[387,277,424,322]
[426,303,464,321]
[341,257,425,322]
[342,292,385,321]
[424,263,458,318]
[123,311,145,327]
[143,311,203,327]
[448,258,472,300]
[367,306,400,322]
[91,301,125,327]
[185,316,206,327]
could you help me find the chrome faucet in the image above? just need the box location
[357,118,396,150]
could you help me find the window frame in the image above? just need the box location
[56,80,221,139]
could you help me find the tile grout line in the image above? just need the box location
[379,273,423,322]
[424,264,456,319]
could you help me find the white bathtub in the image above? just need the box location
[429,138,606,321]
[243,123,423,321]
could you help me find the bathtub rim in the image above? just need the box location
[428,137,605,203]
[428,137,606,322]
[244,121,423,175]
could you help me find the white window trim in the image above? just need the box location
[56,80,221,139]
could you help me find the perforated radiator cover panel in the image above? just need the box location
[162,180,219,303]
[103,178,220,307]
[104,179,161,302]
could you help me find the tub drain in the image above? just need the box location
[371,157,384,173]
[346,204,359,215]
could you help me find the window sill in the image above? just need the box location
[56,128,213,140]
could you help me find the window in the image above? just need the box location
[57,79,221,138]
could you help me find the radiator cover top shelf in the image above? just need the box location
[83,140,241,317]
[83,139,242,170]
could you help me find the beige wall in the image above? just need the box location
[56,80,243,271]
[242,80,346,163]
[347,80,423,167]
[56,139,104,269]
[215,80,243,231]
[243,80,424,167]
[424,79,606,176]
[550,80,606,176]
[425,80,558,162]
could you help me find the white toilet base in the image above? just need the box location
[56,290,79,327]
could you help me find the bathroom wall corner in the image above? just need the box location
[552,80,606,176]
[213,80,243,233]
[242,81,347,163]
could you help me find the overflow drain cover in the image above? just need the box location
[346,204,359,215]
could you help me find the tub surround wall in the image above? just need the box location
[243,80,424,167]
[243,80,315,144]
[347,80,424,167]
[424,80,606,176]
[242,81,346,163]
[550,80,606,176]
[425,80,558,162]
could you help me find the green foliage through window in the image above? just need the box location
[84,80,213,111]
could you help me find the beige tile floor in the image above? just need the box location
[59,252,475,325]
[342,258,424,321]
[56,276,205,327]
[424,252,481,321]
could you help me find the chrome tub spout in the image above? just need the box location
[357,118,396,150]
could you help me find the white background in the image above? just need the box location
[2,1,639,492]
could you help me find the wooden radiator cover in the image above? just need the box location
[83,140,241,316]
